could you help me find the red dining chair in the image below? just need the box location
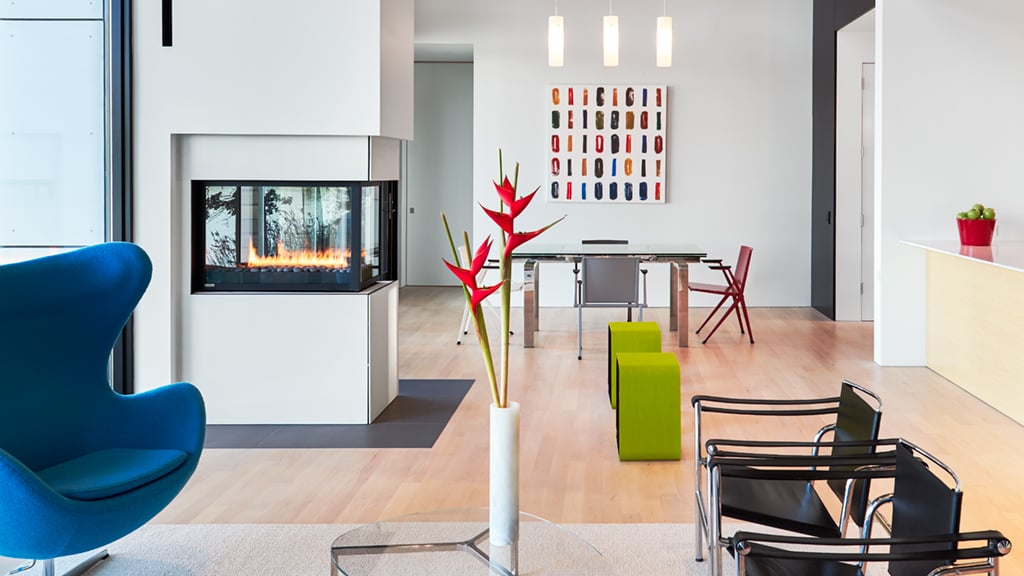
[688,245,753,344]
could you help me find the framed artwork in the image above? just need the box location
[546,84,666,203]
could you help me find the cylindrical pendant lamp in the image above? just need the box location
[656,16,672,67]
[549,15,565,67]
[603,15,619,67]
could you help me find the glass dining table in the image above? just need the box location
[512,243,707,348]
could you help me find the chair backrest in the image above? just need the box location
[826,381,883,526]
[581,257,639,306]
[889,442,962,576]
[0,243,151,471]
[582,239,628,245]
[733,245,753,292]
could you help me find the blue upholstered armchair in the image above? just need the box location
[0,243,205,575]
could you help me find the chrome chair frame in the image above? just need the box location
[692,381,883,576]
[730,440,1012,576]
[573,255,647,359]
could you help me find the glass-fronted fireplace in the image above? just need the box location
[191,180,396,292]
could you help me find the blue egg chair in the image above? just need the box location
[0,243,205,575]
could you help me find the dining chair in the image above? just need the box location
[688,245,753,344]
[573,239,649,359]
[576,257,646,359]
[455,244,521,344]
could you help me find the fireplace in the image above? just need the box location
[191,180,396,292]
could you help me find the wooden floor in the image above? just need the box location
[155,286,1024,571]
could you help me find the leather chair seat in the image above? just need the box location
[721,475,839,538]
[742,555,862,576]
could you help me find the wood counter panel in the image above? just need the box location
[926,250,1024,425]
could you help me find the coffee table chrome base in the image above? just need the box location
[332,528,518,576]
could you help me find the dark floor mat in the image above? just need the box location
[204,379,473,448]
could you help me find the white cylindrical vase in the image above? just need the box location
[489,401,520,546]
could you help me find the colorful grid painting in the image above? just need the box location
[547,84,666,203]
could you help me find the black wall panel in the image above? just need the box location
[811,0,874,320]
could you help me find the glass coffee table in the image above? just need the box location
[330,508,611,575]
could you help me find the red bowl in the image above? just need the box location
[957,218,996,246]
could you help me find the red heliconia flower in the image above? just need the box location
[493,178,539,219]
[502,218,564,260]
[480,205,514,235]
[443,236,504,311]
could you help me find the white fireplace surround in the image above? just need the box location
[169,135,400,424]
[133,0,412,424]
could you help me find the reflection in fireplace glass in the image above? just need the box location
[192,181,395,292]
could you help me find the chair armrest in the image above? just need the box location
[705,438,900,480]
[708,265,732,271]
[111,383,206,456]
[692,394,841,417]
[701,258,723,264]
[707,437,899,457]
[732,530,1011,564]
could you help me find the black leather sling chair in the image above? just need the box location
[692,381,883,575]
[727,439,1012,576]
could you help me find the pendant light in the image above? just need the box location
[657,0,672,67]
[603,0,619,67]
[549,1,564,67]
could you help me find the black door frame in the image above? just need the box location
[110,0,134,394]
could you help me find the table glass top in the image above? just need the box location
[330,508,609,575]
[514,242,705,259]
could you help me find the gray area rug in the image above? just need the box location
[204,379,473,449]
[3,522,889,575]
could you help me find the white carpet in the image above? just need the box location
[2,523,745,575]
[5,523,890,575]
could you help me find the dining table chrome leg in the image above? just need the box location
[675,262,690,347]
[523,260,537,348]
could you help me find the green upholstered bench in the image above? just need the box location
[608,321,661,408]
[615,352,681,461]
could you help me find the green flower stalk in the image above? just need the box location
[442,151,564,408]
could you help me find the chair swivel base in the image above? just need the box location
[9,550,110,576]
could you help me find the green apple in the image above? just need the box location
[966,208,981,220]
[957,211,968,219]
[971,203,985,213]
[982,207,996,220]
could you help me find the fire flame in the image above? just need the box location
[246,240,350,268]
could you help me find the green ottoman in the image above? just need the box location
[616,352,681,461]
[608,322,661,408]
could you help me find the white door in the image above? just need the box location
[404,62,474,286]
[861,63,875,321]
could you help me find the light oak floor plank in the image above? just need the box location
[154,286,1024,572]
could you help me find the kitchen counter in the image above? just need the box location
[906,240,1024,425]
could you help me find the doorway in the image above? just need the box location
[403,61,474,286]
[834,10,875,321]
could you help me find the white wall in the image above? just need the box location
[415,0,814,307]
[835,14,874,321]
[875,0,1024,364]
